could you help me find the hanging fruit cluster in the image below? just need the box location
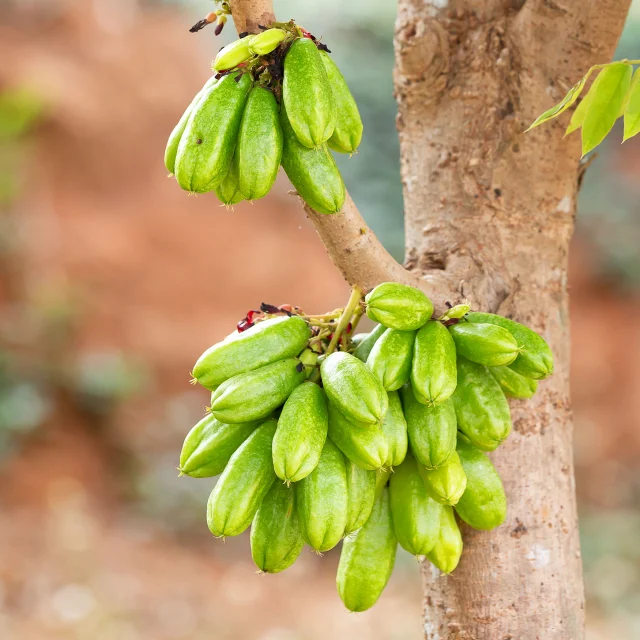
[165,22,362,214]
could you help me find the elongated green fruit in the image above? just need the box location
[319,51,363,154]
[367,329,415,391]
[298,347,319,379]
[449,322,519,367]
[248,29,286,55]
[193,316,311,390]
[400,384,456,469]
[280,105,345,215]
[214,154,244,206]
[179,414,260,478]
[283,38,336,148]
[175,72,251,193]
[337,488,397,612]
[452,356,511,451]
[209,358,305,423]
[389,451,442,556]
[465,312,554,379]
[345,461,377,534]
[207,419,277,537]
[381,390,408,467]
[321,352,387,426]
[213,37,253,71]
[411,320,457,405]
[327,402,388,470]
[426,505,463,574]
[296,438,348,552]
[488,365,538,399]
[455,438,507,530]
[419,450,467,506]
[272,381,328,483]
[365,283,433,331]
[250,481,304,573]
[165,76,217,174]
[352,324,386,362]
[350,332,368,349]
[236,87,283,200]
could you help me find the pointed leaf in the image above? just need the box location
[623,67,640,141]
[565,85,595,137]
[526,74,589,131]
[581,62,632,156]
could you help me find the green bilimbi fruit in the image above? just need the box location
[327,402,388,471]
[411,320,457,405]
[345,461,377,534]
[419,450,467,506]
[192,316,311,390]
[298,347,319,379]
[320,352,388,426]
[236,87,283,200]
[209,358,305,424]
[272,381,328,483]
[488,365,538,399]
[352,324,386,362]
[248,28,287,56]
[283,38,336,148]
[466,312,554,380]
[175,72,251,193]
[452,356,511,451]
[381,390,408,468]
[350,332,368,349]
[319,51,363,154]
[165,75,217,175]
[179,414,260,478]
[455,438,507,530]
[426,505,463,574]
[280,105,345,215]
[365,283,433,331]
[250,481,304,573]
[389,451,442,556]
[337,487,397,612]
[296,438,348,552]
[441,303,470,320]
[207,419,277,537]
[212,36,253,71]
[367,329,415,391]
[449,322,520,367]
[400,384,456,470]
[214,155,244,206]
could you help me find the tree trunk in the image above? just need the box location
[394,1,630,638]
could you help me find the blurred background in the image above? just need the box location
[1,1,639,638]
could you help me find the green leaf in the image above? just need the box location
[581,62,632,156]
[565,84,595,137]
[526,74,590,132]
[623,67,640,141]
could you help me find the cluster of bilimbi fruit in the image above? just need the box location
[165,22,359,213]
[178,282,553,612]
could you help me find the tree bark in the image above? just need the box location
[394,1,630,638]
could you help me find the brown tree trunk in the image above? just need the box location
[394,1,630,638]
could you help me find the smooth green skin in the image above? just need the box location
[365,283,434,331]
[350,332,368,349]
[319,51,363,154]
[449,322,519,367]
[352,324,386,362]
[283,38,336,148]
[381,390,408,468]
[455,438,507,530]
[175,72,251,193]
[452,356,511,451]
[280,105,345,215]
[426,505,463,574]
[327,402,388,470]
[296,438,348,552]
[179,413,260,478]
[337,487,397,612]
[236,87,283,200]
[411,321,457,406]
[209,358,304,424]
[367,329,415,391]
[488,365,538,399]
[298,347,319,379]
[389,451,442,556]
[272,382,328,483]
[248,29,286,55]
[193,316,311,390]
[345,461,377,534]
[250,481,304,573]
[321,352,388,426]
[213,37,253,71]
[419,450,467,506]
[207,419,277,537]
[164,76,217,174]
[400,384,456,469]
[466,312,554,380]
[214,154,244,205]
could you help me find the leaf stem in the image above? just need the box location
[325,287,364,357]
